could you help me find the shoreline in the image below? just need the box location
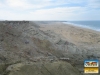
[40,22,100,46]
[62,22,100,32]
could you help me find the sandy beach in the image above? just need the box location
[39,22,100,47]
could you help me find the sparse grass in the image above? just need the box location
[0,63,10,75]
[7,61,81,75]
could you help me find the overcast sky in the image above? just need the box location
[0,0,100,20]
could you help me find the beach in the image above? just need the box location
[40,22,100,46]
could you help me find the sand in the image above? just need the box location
[39,22,100,47]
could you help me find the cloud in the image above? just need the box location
[29,7,87,20]
[6,0,32,9]
[5,0,64,9]
[5,0,56,10]
[0,0,100,20]
[88,0,100,8]
[4,0,86,10]
[0,1,5,7]
[0,5,99,20]
[0,6,86,20]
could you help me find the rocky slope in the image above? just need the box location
[0,21,83,75]
[0,21,100,75]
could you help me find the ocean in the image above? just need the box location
[63,21,100,31]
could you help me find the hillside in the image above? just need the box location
[0,21,82,75]
[0,21,100,75]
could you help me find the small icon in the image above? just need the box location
[84,60,99,74]
[84,60,99,67]
[84,67,99,73]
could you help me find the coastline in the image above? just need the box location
[62,22,100,32]
[40,22,100,46]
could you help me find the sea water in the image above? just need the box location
[63,21,100,31]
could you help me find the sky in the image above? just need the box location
[0,0,100,21]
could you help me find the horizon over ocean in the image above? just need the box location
[63,21,100,31]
